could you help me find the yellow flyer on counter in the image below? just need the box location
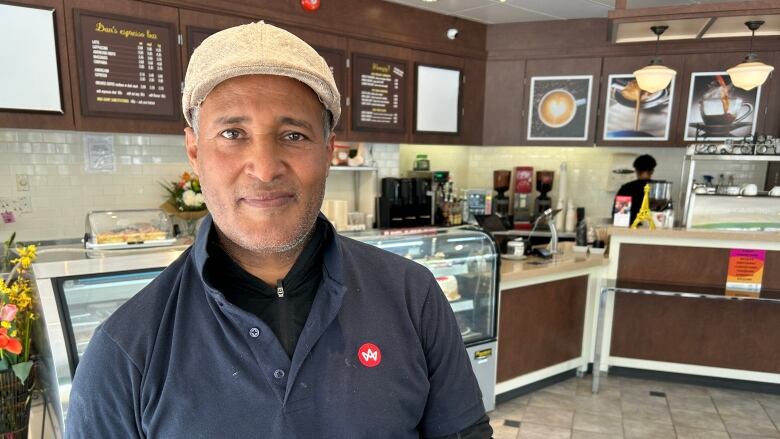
[725,249,765,298]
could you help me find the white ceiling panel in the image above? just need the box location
[703,15,780,38]
[381,0,778,24]
[615,17,710,42]
[456,3,555,24]
[504,0,611,19]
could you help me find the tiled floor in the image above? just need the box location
[489,375,780,439]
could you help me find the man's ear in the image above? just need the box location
[184,127,199,175]
[324,132,336,177]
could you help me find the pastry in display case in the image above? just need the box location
[84,209,175,249]
[347,226,498,411]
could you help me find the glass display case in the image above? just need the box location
[349,226,498,411]
[84,209,175,249]
[55,269,163,374]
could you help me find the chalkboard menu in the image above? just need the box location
[315,47,345,132]
[352,53,406,132]
[74,10,179,119]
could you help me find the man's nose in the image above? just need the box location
[243,137,287,183]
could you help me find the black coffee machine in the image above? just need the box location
[376,177,432,228]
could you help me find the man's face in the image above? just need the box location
[185,75,334,254]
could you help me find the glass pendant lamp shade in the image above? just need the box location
[634,62,677,93]
[728,59,774,91]
[728,22,775,91]
[635,26,677,93]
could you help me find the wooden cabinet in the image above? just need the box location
[675,51,774,144]
[462,57,486,146]
[408,50,464,146]
[521,58,602,146]
[482,60,525,146]
[63,0,184,134]
[497,275,588,382]
[596,55,685,147]
[346,38,411,144]
[0,0,75,131]
[763,51,780,138]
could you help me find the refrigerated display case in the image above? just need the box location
[30,245,186,438]
[348,226,499,411]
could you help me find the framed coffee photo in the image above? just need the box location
[603,74,675,141]
[527,75,593,141]
[684,72,761,141]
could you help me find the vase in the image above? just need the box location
[0,365,35,439]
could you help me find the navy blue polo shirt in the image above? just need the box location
[66,215,485,438]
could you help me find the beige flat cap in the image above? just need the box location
[182,22,341,128]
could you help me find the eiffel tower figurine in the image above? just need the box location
[631,183,655,230]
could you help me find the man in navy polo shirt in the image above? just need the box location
[66,22,491,438]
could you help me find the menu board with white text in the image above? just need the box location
[74,10,178,119]
[352,53,406,132]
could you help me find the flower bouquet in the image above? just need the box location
[160,172,208,237]
[1,234,38,438]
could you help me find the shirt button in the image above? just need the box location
[273,369,285,379]
[249,327,260,338]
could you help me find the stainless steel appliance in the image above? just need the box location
[534,170,554,221]
[492,170,511,222]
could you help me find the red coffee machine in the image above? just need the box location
[512,167,533,230]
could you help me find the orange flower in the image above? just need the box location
[0,327,22,355]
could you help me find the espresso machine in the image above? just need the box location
[376,177,433,228]
[512,167,533,230]
[649,180,674,228]
[535,170,555,222]
[492,170,511,222]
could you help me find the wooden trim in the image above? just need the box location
[0,0,76,130]
[608,0,780,20]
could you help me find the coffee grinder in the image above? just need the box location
[512,167,533,230]
[492,170,511,221]
[535,170,555,222]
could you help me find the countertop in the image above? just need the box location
[500,243,608,285]
[608,227,780,243]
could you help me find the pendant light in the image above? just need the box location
[633,26,677,93]
[727,21,775,91]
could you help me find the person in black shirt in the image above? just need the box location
[614,154,657,225]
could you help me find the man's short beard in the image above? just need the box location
[204,179,326,256]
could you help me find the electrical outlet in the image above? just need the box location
[15,174,30,192]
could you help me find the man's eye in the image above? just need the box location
[219,129,242,140]
[284,132,307,142]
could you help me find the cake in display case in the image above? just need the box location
[84,209,175,249]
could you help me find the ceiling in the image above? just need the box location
[381,0,745,24]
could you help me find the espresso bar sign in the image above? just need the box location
[352,54,405,132]
[75,11,178,119]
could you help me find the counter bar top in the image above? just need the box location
[609,227,780,243]
[500,243,607,285]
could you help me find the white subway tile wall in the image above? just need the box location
[0,129,399,242]
[400,145,769,224]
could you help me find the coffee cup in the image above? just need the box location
[700,97,753,127]
[740,184,758,196]
[507,239,525,256]
[769,186,780,197]
[538,89,586,128]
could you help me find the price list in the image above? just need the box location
[315,47,345,131]
[76,11,177,118]
[352,54,405,132]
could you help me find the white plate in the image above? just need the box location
[501,254,527,261]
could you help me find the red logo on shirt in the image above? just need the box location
[357,343,381,368]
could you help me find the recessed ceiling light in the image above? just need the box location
[421,0,437,2]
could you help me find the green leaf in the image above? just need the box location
[12,360,33,383]
[0,357,9,371]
